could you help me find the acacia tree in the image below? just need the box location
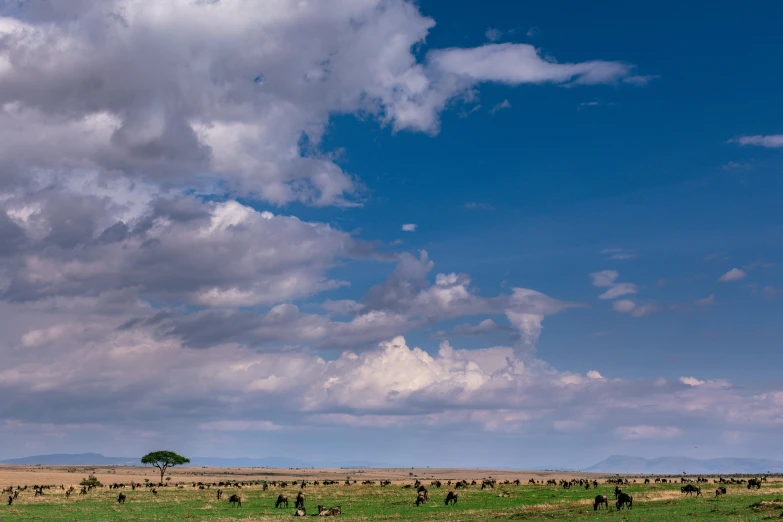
[140,451,190,483]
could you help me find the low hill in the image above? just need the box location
[0,453,136,466]
[583,455,783,474]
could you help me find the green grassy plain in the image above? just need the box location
[4,480,783,521]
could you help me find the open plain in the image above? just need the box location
[2,466,783,521]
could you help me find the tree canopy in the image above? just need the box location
[141,451,190,483]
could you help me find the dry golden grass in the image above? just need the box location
[0,465,615,487]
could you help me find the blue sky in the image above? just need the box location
[0,0,781,468]
[305,0,783,379]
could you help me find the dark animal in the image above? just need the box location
[614,486,622,498]
[715,487,727,497]
[417,486,429,501]
[681,484,701,497]
[616,492,633,510]
[295,491,306,509]
[415,492,426,506]
[329,506,341,516]
[117,493,126,504]
[228,494,241,507]
[151,488,157,496]
[445,491,458,505]
[748,478,762,489]
[593,495,609,510]
[275,494,288,508]
[216,488,222,500]
[7,495,12,506]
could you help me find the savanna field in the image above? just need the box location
[3,466,783,521]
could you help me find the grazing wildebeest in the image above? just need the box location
[417,486,429,501]
[681,484,701,496]
[594,495,609,510]
[497,491,510,498]
[295,491,306,509]
[216,488,222,500]
[151,488,157,496]
[228,494,241,507]
[329,506,341,516]
[7,495,12,506]
[748,478,762,489]
[445,491,458,505]
[455,480,469,489]
[644,478,650,484]
[294,508,306,516]
[614,486,622,498]
[616,492,633,510]
[117,493,126,504]
[275,494,288,508]
[715,487,727,497]
[415,492,427,506]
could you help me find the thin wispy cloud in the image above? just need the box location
[579,100,614,109]
[464,202,496,210]
[490,99,512,114]
[722,161,751,171]
[401,223,417,232]
[622,74,660,86]
[730,135,783,148]
[601,248,638,260]
[599,283,638,300]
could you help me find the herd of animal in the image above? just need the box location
[2,474,772,514]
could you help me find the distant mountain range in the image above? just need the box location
[4,453,781,473]
[0,453,388,468]
[583,455,783,474]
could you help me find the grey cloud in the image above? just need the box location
[0,210,26,256]
[1,196,368,305]
[148,251,576,351]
